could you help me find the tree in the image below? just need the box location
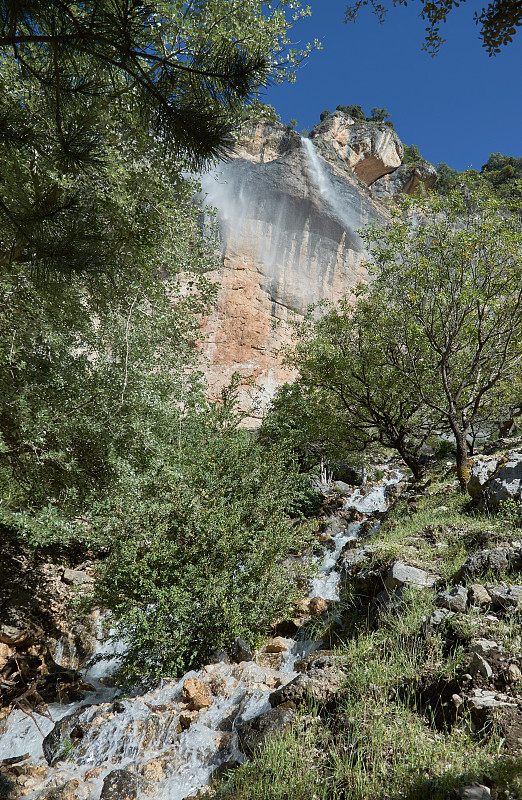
[361,184,522,488]
[279,296,437,480]
[345,0,522,54]
[0,0,314,276]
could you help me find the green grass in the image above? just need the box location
[213,460,522,800]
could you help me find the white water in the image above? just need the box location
[0,466,403,799]
[301,137,362,234]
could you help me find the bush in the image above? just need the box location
[93,404,313,684]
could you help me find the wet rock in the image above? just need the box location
[229,638,252,663]
[487,584,522,610]
[38,780,85,800]
[385,562,439,591]
[468,584,492,607]
[237,707,295,757]
[179,710,199,730]
[263,637,292,654]
[435,586,468,613]
[456,784,491,800]
[42,710,86,766]
[182,678,212,711]
[217,706,240,732]
[100,768,142,800]
[270,651,346,710]
[469,652,493,680]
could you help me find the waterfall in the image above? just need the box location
[0,467,403,800]
[301,137,362,235]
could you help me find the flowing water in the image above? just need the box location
[0,467,403,799]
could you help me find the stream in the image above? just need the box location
[0,467,403,800]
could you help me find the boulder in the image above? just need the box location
[456,784,491,800]
[457,545,522,580]
[182,678,212,711]
[236,707,296,757]
[42,710,86,766]
[385,562,439,591]
[229,638,253,663]
[435,586,468,613]
[467,452,522,509]
[468,584,492,607]
[469,652,493,680]
[487,584,522,610]
[100,769,142,800]
[62,569,94,588]
[262,637,292,654]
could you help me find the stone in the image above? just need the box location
[371,160,438,198]
[458,546,521,580]
[507,663,522,683]
[471,639,500,657]
[457,784,491,800]
[468,689,517,710]
[435,586,468,613]
[42,710,86,766]
[385,562,439,591]
[487,584,522,609]
[467,452,522,510]
[332,480,352,494]
[100,769,142,800]
[229,637,253,663]
[308,597,329,616]
[468,584,492,607]
[179,710,199,730]
[263,637,292,654]
[182,678,212,711]
[452,694,464,708]
[62,569,94,587]
[237,707,296,757]
[469,652,493,680]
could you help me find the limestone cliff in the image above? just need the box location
[198,116,434,418]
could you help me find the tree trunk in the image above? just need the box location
[393,437,424,482]
[454,430,469,491]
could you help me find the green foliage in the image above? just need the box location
[336,104,366,120]
[481,152,522,201]
[319,109,330,122]
[369,106,390,122]
[92,402,313,683]
[403,143,422,163]
[345,0,522,54]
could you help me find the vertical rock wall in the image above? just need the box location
[198,117,401,419]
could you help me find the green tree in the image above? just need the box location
[345,0,522,54]
[403,143,422,163]
[336,104,366,120]
[278,296,436,480]
[369,106,390,122]
[93,400,312,683]
[361,184,522,488]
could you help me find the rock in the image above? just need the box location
[0,591,43,645]
[456,784,491,800]
[217,706,240,733]
[179,710,199,730]
[100,769,142,800]
[422,608,455,631]
[385,562,439,591]
[471,639,500,657]
[311,112,403,184]
[237,707,295,757]
[62,569,94,587]
[467,452,522,510]
[263,637,292,654]
[182,678,212,711]
[375,588,403,610]
[487,584,522,610]
[435,586,468,613]
[507,663,522,683]
[371,160,438,198]
[38,780,84,800]
[229,638,252,663]
[468,688,517,710]
[468,584,492,607]
[308,597,329,616]
[332,480,352,494]
[452,694,464,708]
[42,710,89,766]
[457,545,521,580]
[198,118,388,418]
[469,652,493,680]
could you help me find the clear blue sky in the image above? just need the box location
[261,2,522,171]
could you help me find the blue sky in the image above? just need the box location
[262,2,522,171]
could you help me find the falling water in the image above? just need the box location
[0,467,403,800]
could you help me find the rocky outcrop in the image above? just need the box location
[371,159,438,198]
[311,112,403,184]
[199,118,390,416]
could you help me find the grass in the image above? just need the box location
[213,459,522,800]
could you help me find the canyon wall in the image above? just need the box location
[198,113,430,419]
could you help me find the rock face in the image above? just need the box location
[467,451,522,509]
[371,159,438,198]
[199,117,392,416]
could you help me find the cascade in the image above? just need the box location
[0,467,403,800]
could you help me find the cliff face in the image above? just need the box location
[198,116,424,418]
